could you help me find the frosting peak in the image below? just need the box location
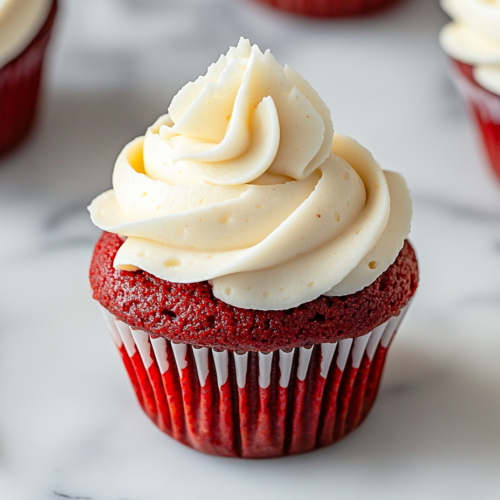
[89,39,412,310]
[145,38,333,186]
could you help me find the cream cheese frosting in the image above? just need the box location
[440,0,500,95]
[89,38,412,311]
[0,0,51,68]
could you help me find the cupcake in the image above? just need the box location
[440,0,500,181]
[89,38,418,458]
[254,0,400,18]
[0,0,58,157]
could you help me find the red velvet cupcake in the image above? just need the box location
[89,39,418,458]
[255,0,400,18]
[0,0,58,157]
[440,0,500,182]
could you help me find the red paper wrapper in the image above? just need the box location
[451,59,500,182]
[99,303,410,458]
[255,0,399,18]
[0,0,58,157]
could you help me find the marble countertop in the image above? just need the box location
[1,0,500,498]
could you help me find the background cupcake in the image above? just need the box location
[440,0,500,181]
[89,39,418,458]
[0,0,57,157]
[254,0,400,18]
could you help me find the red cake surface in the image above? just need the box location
[90,232,418,351]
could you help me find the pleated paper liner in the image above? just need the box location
[255,0,400,18]
[0,0,58,157]
[451,59,500,182]
[100,303,410,458]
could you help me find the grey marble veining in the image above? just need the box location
[1,0,500,499]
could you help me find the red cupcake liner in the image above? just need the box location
[100,303,410,458]
[255,0,399,18]
[451,59,500,182]
[0,0,58,157]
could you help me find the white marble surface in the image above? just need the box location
[1,0,500,498]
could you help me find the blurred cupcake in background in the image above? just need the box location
[440,0,500,182]
[0,0,58,157]
[254,0,400,18]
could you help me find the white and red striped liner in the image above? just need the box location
[100,304,409,458]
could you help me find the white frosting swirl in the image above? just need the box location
[440,0,500,95]
[0,0,51,68]
[89,39,412,311]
